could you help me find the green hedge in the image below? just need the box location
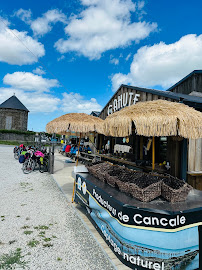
[0,129,35,135]
[0,140,35,146]
[0,129,60,138]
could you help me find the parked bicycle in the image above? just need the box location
[14,146,23,160]
[22,153,35,174]
[22,149,49,174]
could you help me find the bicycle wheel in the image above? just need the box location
[22,159,35,174]
[14,152,18,160]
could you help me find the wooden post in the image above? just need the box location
[76,133,81,166]
[48,146,51,173]
[195,138,202,171]
[188,139,196,171]
[39,133,41,150]
[72,180,76,203]
[181,139,187,181]
[99,134,103,151]
[152,136,155,170]
[140,136,143,160]
[174,140,180,177]
[49,134,55,174]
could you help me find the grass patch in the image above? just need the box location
[24,231,33,235]
[38,231,46,237]
[57,257,62,261]
[0,248,27,269]
[0,140,24,146]
[21,226,30,229]
[34,225,49,230]
[20,182,30,188]
[0,129,35,135]
[43,243,53,248]
[43,238,51,242]
[27,240,39,247]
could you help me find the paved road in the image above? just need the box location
[0,145,115,270]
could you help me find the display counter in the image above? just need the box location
[99,154,145,171]
[74,173,202,270]
[99,154,168,174]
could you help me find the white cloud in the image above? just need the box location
[15,8,67,37]
[33,66,46,75]
[0,88,60,113]
[0,71,102,115]
[111,72,133,91]
[0,89,102,114]
[125,53,131,61]
[111,34,202,91]
[0,18,45,65]
[15,8,32,24]
[61,92,102,113]
[3,72,59,92]
[109,55,119,65]
[136,1,146,20]
[33,9,67,37]
[55,0,157,59]
[57,55,65,61]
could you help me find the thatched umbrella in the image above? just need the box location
[46,113,104,135]
[103,100,202,170]
[46,113,104,164]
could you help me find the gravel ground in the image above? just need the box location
[0,145,115,270]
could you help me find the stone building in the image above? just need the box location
[0,95,29,131]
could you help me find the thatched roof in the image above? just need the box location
[103,100,202,139]
[46,113,104,135]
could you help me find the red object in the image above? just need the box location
[65,145,71,153]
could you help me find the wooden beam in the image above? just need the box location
[195,138,202,171]
[188,139,196,171]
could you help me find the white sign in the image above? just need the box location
[108,92,140,115]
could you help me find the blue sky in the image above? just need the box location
[0,0,202,131]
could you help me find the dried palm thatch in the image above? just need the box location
[103,100,202,139]
[46,113,104,135]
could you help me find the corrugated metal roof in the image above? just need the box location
[0,95,29,112]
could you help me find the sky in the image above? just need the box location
[0,0,202,131]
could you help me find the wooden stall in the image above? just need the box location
[98,84,202,190]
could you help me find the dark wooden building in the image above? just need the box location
[167,70,202,97]
[0,95,29,131]
[98,71,202,190]
[90,111,100,117]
